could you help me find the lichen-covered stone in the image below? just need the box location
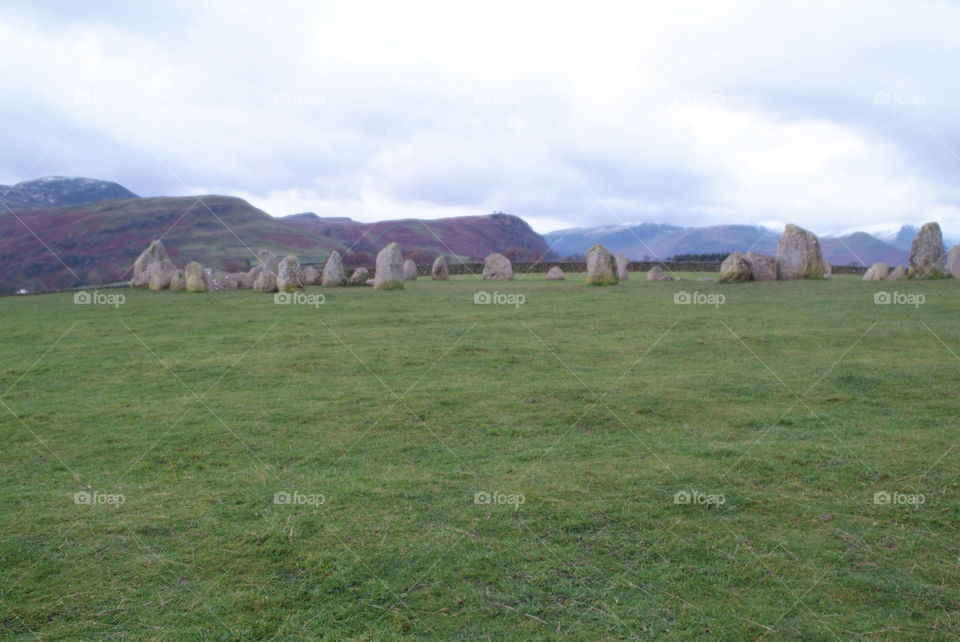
[585,245,618,285]
[253,269,278,292]
[908,222,944,279]
[374,243,405,290]
[431,256,449,280]
[185,261,208,292]
[277,255,303,292]
[482,253,513,280]
[321,251,346,286]
[776,224,827,279]
[403,259,418,281]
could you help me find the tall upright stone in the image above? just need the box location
[403,259,418,281]
[585,245,619,285]
[277,255,303,292]
[431,256,450,280]
[908,222,945,279]
[147,261,175,291]
[374,243,405,290]
[776,224,827,279]
[321,250,346,286]
[616,254,630,281]
[482,253,513,280]
[131,240,175,287]
[169,269,186,291]
[256,250,279,274]
[184,261,209,292]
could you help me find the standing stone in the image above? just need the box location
[301,266,320,285]
[944,246,960,278]
[647,265,672,281]
[256,250,279,274]
[347,267,370,286]
[277,255,303,292]
[863,262,890,281]
[908,222,945,279]
[374,243,405,290]
[403,259,418,281]
[205,268,236,291]
[616,254,630,281]
[131,240,174,287]
[431,256,450,280]
[184,261,208,292]
[887,266,908,281]
[253,269,278,292]
[776,224,827,279]
[482,253,513,281]
[821,259,832,279]
[718,253,753,283]
[546,266,565,280]
[585,245,619,285]
[321,250,346,286]
[169,269,186,291]
[147,261,175,291]
[746,252,777,281]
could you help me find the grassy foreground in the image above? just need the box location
[1,273,958,640]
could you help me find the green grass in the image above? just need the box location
[1,273,958,640]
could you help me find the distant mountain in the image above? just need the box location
[545,223,909,266]
[0,176,138,210]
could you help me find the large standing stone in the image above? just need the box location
[585,245,619,285]
[131,240,174,287]
[887,266,908,281]
[863,262,890,281]
[546,266,565,280]
[277,255,303,292]
[616,254,630,281]
[944,246,960,278]
[718,253,753,283]
[321,250,346,286]
[482,253,513,280]
[185,261,208,292]
[169,269,186,291]
[301,266,320,285]
[256,250,279,274]
[374,243,405,290]
[253,269,278,292]
[431,256,449,280]
[147,261,175,291]
[776,224,827,279]
[403,259,418,281]
[908,222,945,279]
[347,267,370,286]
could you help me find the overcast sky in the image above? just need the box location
[1,0,958,236]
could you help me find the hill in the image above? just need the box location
[0,176,138,210]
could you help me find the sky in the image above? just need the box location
[1,0,959,236]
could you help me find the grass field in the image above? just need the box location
[1,273,958,640]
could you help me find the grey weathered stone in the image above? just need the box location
[169,269,186,291]
[347,267,369,286]
[546,266,565,280]
[944,246,960,278]
[147,261,175,291]
[321,250,346,286]
[403,259,418,281]
[431,256,449,280]
[718,253,753,283]
[746,252,777,281]
[482,253,513,280]
[256,250,279,274]
[863,262,890,281]
[616,254,630,281]
[908,222,944,279]
[301,266,320,285]
[228,272,247,289]
[886,266,908,281]
[585,245,619,285]
[253,269,278,292]
[374,243,405,290]
[277,255,303,292]
[776,224,827,279]
[185,261,208,292]
[647,265,672,281]
[131,240,174,287]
